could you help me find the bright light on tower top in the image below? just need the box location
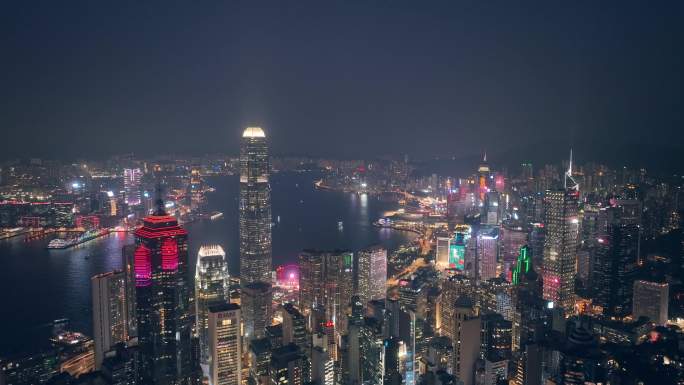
[198,244,226,258]
[242,126,265,138]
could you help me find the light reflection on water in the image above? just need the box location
[0,172,415,354]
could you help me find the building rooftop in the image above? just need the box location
[270,344,304,366]
[249,337,272,355]
[198,244,226,258]
[243,126,265,138]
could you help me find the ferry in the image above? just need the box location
[209,211,223,220]
[47,238,69,249]
[47,228,110,249]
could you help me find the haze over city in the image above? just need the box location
[2,1,683,169]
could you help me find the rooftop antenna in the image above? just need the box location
[565,148,578,191]
[154,181,166,215]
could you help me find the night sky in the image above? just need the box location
[1,1,683,165]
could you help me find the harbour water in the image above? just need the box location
[0,171,415,354]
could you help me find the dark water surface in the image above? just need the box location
[0,172,414,354]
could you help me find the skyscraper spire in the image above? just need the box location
[154,181,166,216]
[564,148,578,190]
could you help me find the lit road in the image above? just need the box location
[387,257,429,288]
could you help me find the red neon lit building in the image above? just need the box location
[133,199,193,383]
[75,215,100,230]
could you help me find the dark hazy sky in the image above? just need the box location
[1,1,683,162]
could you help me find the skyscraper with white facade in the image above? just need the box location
[357,246,387,306]
[195,245,229,368]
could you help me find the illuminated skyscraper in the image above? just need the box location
[239,127,273,342]
[298,249,354,333]
[91,271,127,370]
[121,245,137,339]
[195,245,229,368]
[189,168,205,211]
[542,152,579,311]
[208,303,242,385]
[502,222,528,281]
[134,198,193,384]
[477,153,490,201]
[270,344,306,385]
[357,246,387,306]
[449,297,480,385]
[239,126,272,285]
[359,318,384,385]
[512,246,531,285]
[123,168,142,206]
[438,276,476,337]
[633,280,669,325]
[592,204,641,318]
[435,236,451,269]
[382,337,401,385]
[476,227,499,282]
[347,296,364,385]
[449,232,467,271]
[281,303,308,351]
[483,191,501,225]
[511,256,544,353]
[242,282,272,340]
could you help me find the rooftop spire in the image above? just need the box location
[154,181,166,216]
[564,148,578,190]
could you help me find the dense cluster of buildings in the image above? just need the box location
[2,127,684,385]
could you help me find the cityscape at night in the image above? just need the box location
[1,2,684,385]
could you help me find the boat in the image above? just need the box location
[209,211,223,220]
[47,228,110,249]
[47,238,69,249]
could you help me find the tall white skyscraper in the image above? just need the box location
[91,271,127,369]
[239,127,273,341]
[542,152,580,311]
[239,126,271,284]
[196,245,229,368]
[208,303,242,385]
[357,246,388,306]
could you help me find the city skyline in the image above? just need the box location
[1,128,682,384]
[2,2,684,384]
